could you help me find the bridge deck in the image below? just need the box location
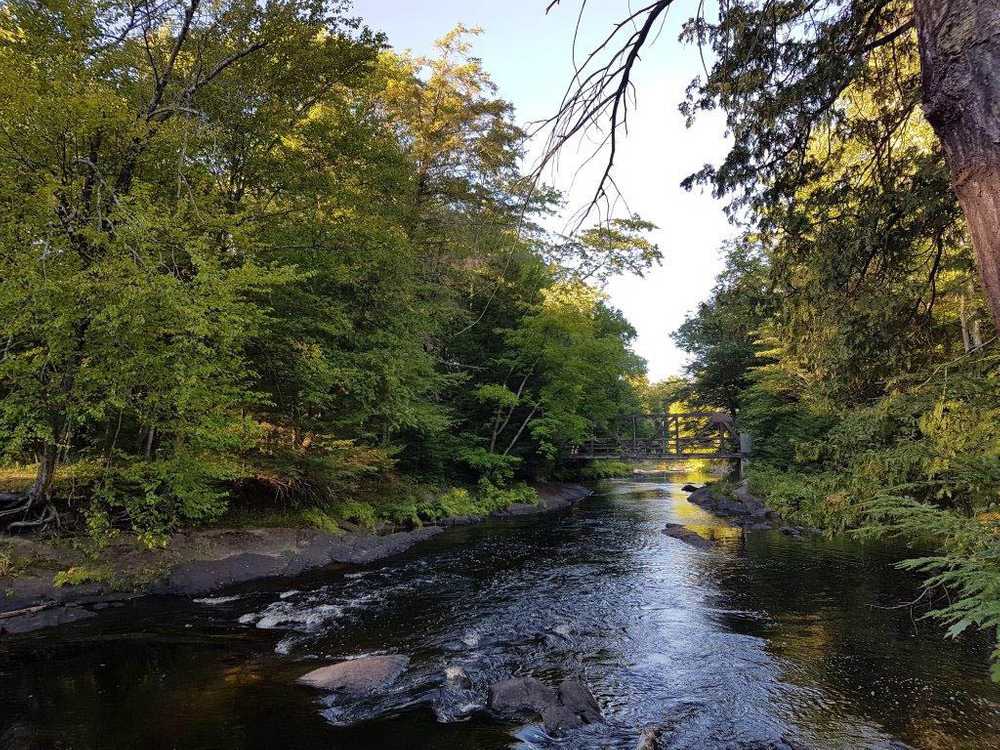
[569,451,744,461]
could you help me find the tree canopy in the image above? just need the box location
[0,4,657,535]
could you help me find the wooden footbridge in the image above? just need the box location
[571,411,748,461]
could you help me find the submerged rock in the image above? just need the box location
[488,675,602,733]
[433,665,480,723]
[637,725,666,750]
[489,676,555,713]
[444,665,472,689]
[661,523,714,549]
[297,655,409,696]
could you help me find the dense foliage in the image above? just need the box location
[0,3,656,538]
[673,29,999,676]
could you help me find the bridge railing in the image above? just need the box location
[570,411,743,460]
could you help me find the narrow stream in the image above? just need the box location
[3,476,1000,749]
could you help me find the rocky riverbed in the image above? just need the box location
[3,476,999,749]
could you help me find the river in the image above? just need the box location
[2,475,999,749]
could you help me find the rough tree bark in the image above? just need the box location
[915,0,1000,335]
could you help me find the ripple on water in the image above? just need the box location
[8,476,997,750]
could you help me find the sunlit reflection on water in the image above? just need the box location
[2,476,999,749]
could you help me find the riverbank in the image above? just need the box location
[0,483,591,635]
[5,475,995,749]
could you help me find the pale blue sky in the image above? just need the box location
[353,0,732,380]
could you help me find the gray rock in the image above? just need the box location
[637,725,665,750]
[662,523,714,549]
[488,676,602,733]
[681,484,699,493]
[297,655,409,696]
[156,527,444,595]
[489,676,556,714]
[548,678,602,729]
[0,603,96,635]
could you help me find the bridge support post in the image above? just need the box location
[737,432,752,481]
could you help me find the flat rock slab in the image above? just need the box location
[492,483,591,517]
[662,524,714,549]
[298,655,410,696]
[156,527,443,595]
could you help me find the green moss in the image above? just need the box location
[52,565,112,588]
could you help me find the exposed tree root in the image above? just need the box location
[0,492,59,534]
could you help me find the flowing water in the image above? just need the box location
[3,476,1000,749]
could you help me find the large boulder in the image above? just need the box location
[297,655,409,696]
[488,676,556,714]
[488,676,602,733]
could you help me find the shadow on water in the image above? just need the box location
[2,474,1000,749]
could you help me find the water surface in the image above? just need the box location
[2,477,999,749]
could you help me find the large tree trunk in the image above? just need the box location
[29,441,58,502]
[914,0,1000,335]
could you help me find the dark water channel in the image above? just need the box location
[3,476,1000,749]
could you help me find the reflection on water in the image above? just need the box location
[2,476,1000,749]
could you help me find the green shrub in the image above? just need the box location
[91,455,235,542]
[331,500,378,530]
[580,460,632,479]
[436,488,481,517]
[746,464,859,531]
[477,479,538,513]
[458,447,520,485]
[301,508,343,535]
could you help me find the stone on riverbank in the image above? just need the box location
[492,482,591,517]
[687,481,782,528]
[297,655,409,695]
[661,523,714,549]
[488,675,602,732]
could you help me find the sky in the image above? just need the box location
[353,0,733,380]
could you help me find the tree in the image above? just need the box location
[0,0,380,528]
[546,215,662,285]
[0,8,653,535]
[543,0,1000,335]
[673,239,772,413]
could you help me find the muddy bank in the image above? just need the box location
[0,483,590,636]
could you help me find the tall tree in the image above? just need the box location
[544,0,999,334]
